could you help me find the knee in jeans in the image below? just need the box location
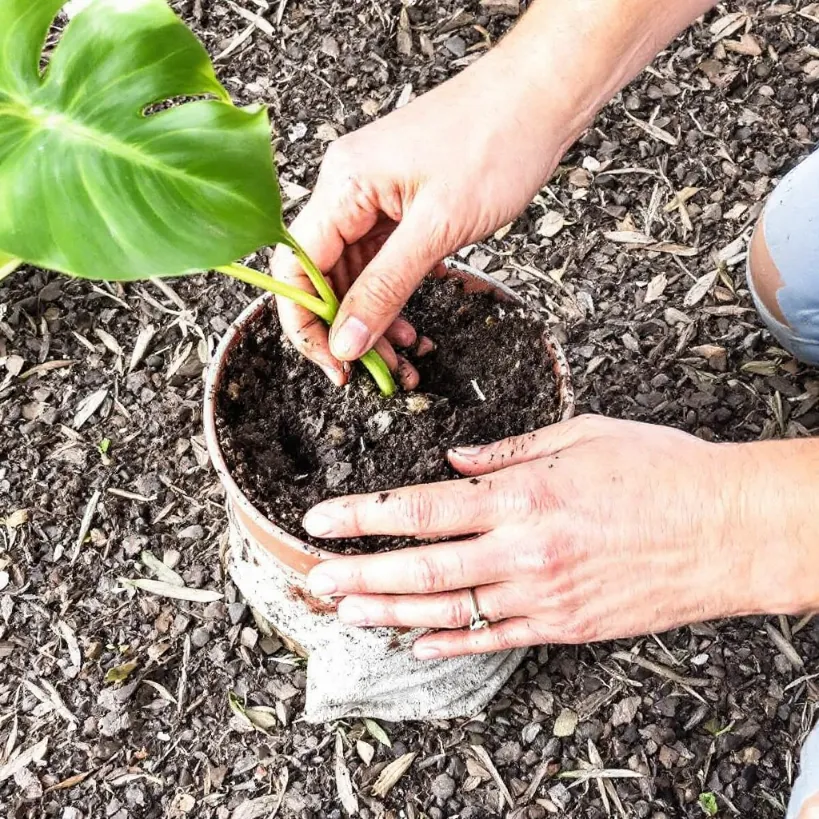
[799,793,819,818]
[748,154,819,365]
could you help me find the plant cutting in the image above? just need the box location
[0,0,396,395]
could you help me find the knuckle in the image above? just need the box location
[411,554,440,594]
[506,481,550,519]
[564,613,596,644]
[489,627,519,652]
[396,491,436,533]
[511,542,553,575]
[447,596,471,628]
[356,271,404,316]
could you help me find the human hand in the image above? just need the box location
[302,416,781,659]
[271,50,568,387]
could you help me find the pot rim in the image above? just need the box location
[203,262,575,567]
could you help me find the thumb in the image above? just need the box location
[329,202,449,361]
[448,416,592,477]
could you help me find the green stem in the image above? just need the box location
[216,261,397,397]
[285,235,340,312]
[216,263,335,323]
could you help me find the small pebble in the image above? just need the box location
[191,626,210,648]
[228,602,248,625]
[431,773,456,801]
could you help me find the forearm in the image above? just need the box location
[735,438,819,616]
[463,0,718,166]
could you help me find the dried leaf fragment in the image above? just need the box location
[364,718,392,748]
[371,752,417,798]
[105,660,138,684]
[122,578,223,603]
[334,732,359,815]
[0,737,48,783]
[683,271,718,308]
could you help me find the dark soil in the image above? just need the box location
[216,277,560,554]
[2,2,818,818]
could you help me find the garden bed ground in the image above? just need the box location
[1,1,818,817]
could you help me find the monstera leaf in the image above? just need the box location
[0,0,284,280]
[0,250,19,281]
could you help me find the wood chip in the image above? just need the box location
[215,22,255,60]
[553,708,578,737]
[610,651,710,687]
[226,0,274,36]
[623,111,678,146]
[371,752,417,798]
[765,622,804,669]
[122,578,223,603]
[67,489,101,564]
[334,733,359,815]
[356,740,375,766]
[538,210,565,238]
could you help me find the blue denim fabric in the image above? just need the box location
[751,148,819,366]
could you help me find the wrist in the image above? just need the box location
[728,440,819,617]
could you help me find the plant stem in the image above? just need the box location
[216,263,335,323]
[216,261,397,397]
[285,235,339,311]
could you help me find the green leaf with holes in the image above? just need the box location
[0,0,284,281]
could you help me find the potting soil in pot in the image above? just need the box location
[216,276,560,554]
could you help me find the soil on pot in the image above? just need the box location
[215,277,560,554]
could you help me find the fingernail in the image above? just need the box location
[331,316,371,360]
[450,446,483,457]
[321,365,345,388]
[303,507,338,537]
[415,336,436,357]
[339,603,368,625]
[414,644,441,660]
[308,572,337,597]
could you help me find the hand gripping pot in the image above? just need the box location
[203,262,575,723]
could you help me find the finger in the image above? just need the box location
[329,201,448,361]
[448,415,593,477]
[276,295,347,387]
[302,474,505,539]
[397,355,419,391]
[384,317,417,348]
[372,336,398,373]
[412,617,545,659]
[306,535,510,597]
[415,336,437,357]
[273,190,380,383]
[337,582,522,629]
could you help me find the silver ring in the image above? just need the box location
[467,588,489,631]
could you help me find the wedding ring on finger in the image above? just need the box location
[467,587,489,631]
